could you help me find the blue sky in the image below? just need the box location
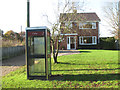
[0,0,119,37]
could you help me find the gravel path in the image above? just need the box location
[2,50,80,76]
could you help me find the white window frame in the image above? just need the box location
[79,36,97,45]
[92,36,97,44]
[79,22,96,29]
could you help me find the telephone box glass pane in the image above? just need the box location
[29,58,45,76]
[34,37,45,55]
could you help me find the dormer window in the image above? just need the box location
[79,22,96,29]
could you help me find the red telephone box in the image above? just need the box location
[26,26,51,80]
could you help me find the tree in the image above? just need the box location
[4,30,15,40]
[14,32,21,41]
[118,1,120,50]
[44,0,85,63]
[103,2,119,39]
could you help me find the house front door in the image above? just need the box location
[67,36,76,50]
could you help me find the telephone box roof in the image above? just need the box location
[26,26,49,30]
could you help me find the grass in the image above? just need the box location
[2,49,120,88]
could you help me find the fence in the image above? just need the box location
[2,46,25,60]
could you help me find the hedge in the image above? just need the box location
[99,37,117,50]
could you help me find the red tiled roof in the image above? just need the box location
[60,12,101,22]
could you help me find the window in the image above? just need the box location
[65,22,72,28]
[83,23,92,29]
[79,36,97,45]
[79,22,96,29]
[83,37,92,43]
[92,23,96,29]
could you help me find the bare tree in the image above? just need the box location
[118,1,120,39]
[44,0,85,63]
[118,1,120,49]
[103,2,119,39]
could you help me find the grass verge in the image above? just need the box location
[2,49,120,88]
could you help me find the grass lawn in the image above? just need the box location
[2,50,119,88]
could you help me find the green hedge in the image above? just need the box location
[99,37,117,50]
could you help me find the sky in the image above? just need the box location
[0,0,119,37]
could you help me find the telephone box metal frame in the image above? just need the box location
[26,26,51,80]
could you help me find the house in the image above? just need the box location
[59,12,101,50]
